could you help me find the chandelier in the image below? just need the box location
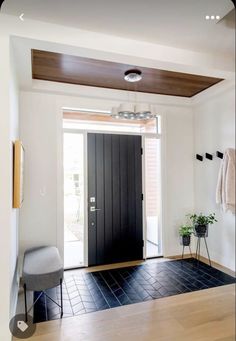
[111,69,157,120]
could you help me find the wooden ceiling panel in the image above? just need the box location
[32,49,223,97]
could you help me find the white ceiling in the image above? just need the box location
[2,0,235,57]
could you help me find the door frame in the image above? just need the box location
[63,128,162,267]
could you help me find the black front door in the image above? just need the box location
[88,133,143,266]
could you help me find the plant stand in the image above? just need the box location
[181,245,193,260]
[195,236,211,266]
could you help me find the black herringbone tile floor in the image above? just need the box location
[33,258,235,323]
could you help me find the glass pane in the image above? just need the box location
[145,138,162,257]
[64,133,84,268]
[63,116,158,134]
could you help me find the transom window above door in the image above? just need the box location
[63,109,160,134]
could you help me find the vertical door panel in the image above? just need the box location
[119,135,129,261]
[111,135,121,263]
[127,136,136,259]
[95,134,105,264]
[88,133,142,266]
[134,137,143,259]
[104,134,113,263]
[87,134,96,265]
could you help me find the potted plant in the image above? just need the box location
[179,225,193,246]
[188,213,217,237]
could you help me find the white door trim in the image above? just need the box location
[59,122,163,267]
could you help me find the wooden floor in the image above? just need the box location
[15,283,235,341]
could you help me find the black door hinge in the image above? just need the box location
[141,193,144,201]
[141,148,143,155]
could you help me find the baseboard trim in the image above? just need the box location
[167,254,235,277]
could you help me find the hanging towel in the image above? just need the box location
[216,148,235,214]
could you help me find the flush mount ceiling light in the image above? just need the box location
[124,69,142,82]
[111,70,157,121]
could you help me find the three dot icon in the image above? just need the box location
[205,15,220,20]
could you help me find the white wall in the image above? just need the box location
[0,37,19,341]
[19,92,59,254]
[163,106,195,256]
[9,40,20,319]
[19,85,194,261]
[193,81,235,271]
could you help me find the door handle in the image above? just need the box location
[90,206,101,212]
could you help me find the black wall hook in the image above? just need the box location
[205,153,213,160]
[196,154,203,161]
[216,151,223,159]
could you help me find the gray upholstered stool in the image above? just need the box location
[22,246,64,321]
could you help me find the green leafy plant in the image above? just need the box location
[179,225,193,237]
[188,213,217,226]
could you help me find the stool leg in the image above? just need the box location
[60,279,63,318]
[24,284,28,322]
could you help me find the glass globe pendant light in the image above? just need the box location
[111,70,157,120]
